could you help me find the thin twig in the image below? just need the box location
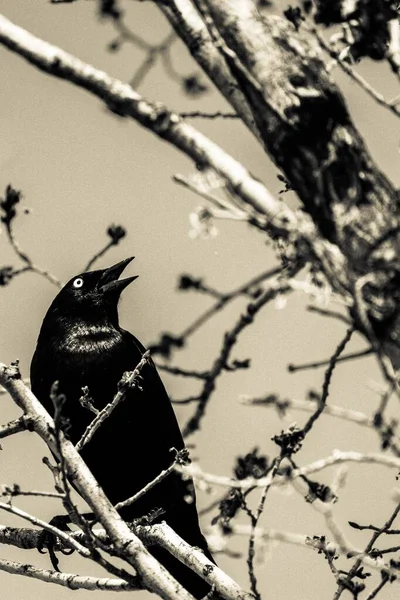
[173,172,250,222]
[183,272,296,437]
[333,501,400,599]
[232,523,400,583]
[0,416,29,438]
[171,395,201,405]
[364,576,390,600]
[247,457,281,600]
[288,347,371,372]
[180,265,285,340]
[128,30,177,89]
[306,305,352,324]
[115,449,187,512]
[349,521,400,535]
[4,221,62,288]
[243,394,372,426]
[1,488,65,500]
[244,393,400,455]
[156,363,208,379]
[302,327,354,435]
[180,111,239,119]
[84,240,114,271]
[75,351,151,451]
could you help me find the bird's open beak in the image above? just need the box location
[97,256,138,295]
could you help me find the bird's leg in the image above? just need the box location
[37,511,96,571]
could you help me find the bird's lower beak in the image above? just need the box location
[97,256,138,295]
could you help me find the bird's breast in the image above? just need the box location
[59,323,123,355]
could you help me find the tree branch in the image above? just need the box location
[139,523,250,600]
[158,0,260,138]
[181,450,400,490]
[0,557,137,592]
[0,12,345,288]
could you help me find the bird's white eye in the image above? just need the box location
[72,277,84,289]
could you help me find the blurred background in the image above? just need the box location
[0,2,400,599]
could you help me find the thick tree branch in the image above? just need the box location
[139,523,250,600]
[158,0,260,138]
[0,12,345,289]
[0,13,278,225]
[194,0,400,368]
[0,521,249,598]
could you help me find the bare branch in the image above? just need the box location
[138,522,250,600]
[288,348,372,372]
[180,110,238,119]
[183,271,297,436]
[0,557,137,591]
[231,522,400,584]
[1,486,64,500]
[75,350,151,451]
[243,394,375,427]
[0,11,345,283]
[0,501,90,558]
[0,416,30,438]
[157,0,260,137]
[179,265,285,340]
[115,448,189,512]
[182,450,400,490]
[302,326,354,435]
[333,497,400,598]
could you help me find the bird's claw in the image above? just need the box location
[37,515,75,572]
[37,529,61,571]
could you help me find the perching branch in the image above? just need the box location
[0,361,248,598]
[0,362,203,600]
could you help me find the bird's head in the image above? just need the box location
[44,257,137,328]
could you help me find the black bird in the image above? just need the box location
[30,257,214,598]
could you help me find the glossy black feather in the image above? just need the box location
[30,258,213,598]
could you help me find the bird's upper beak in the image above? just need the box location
[97,256,138,295]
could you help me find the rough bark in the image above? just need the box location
[180,0,400,368]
